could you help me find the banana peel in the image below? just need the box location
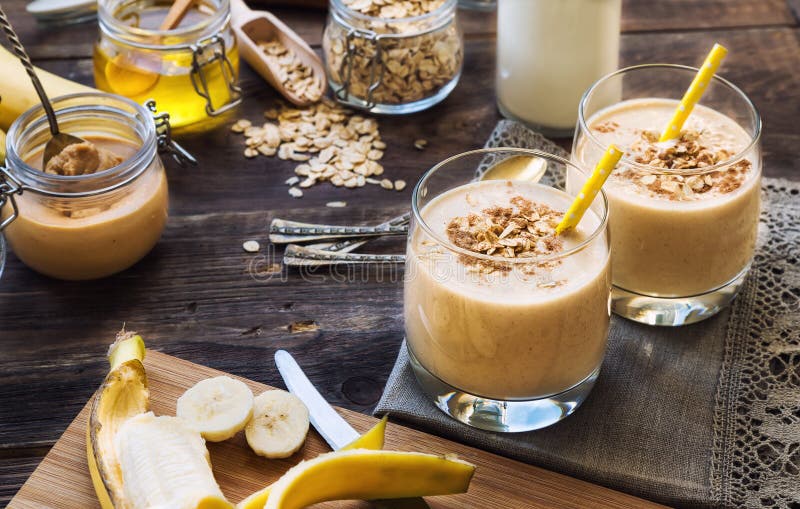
[236,415,389,509]
[86,332,150,509]
[264,449,475,509]
[342,415,388,451]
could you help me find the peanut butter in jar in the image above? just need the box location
[0,93,169,280]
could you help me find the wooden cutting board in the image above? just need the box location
[8,351,666,509]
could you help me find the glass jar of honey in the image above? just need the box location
[94,0,242,129]
[0,93,192,280]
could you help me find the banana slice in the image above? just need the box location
[246,390,309,459]
[177,376,254,442]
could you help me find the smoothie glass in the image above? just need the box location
[405,148,611,432]
[573,65,762,326]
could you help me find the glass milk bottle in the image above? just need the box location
[496,0,621,136]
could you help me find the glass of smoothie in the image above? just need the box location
[405,148,611,432]
[572,65,762,326]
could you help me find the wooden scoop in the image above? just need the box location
[159,0,195,30]
[230,0,326,107]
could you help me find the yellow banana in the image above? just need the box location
[264,449,475,509]
[0,45,94,131]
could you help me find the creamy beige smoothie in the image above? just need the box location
[2,137,169,280]
[575,98,760,297]
[405,180,611,400]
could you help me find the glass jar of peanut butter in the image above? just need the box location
[94,0,242,130]
[0,93,181,280]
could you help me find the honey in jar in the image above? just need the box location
[94,0,241,129]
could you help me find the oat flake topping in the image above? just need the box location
[445,195,564,274]
[595,126,754,200]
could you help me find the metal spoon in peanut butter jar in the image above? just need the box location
[0,6,87,168]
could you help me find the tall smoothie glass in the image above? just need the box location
[405,148,611,432]
[572,65,762,326]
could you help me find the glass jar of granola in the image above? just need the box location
[323,0,463,114]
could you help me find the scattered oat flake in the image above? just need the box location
[289,320,319,333]
[414,139,428,150]
[233,99,403,197]
[231,119,252,133]
[288,187,303,198]
[242,240,261,253]
[394,179,407,191]
[326,201,347,208]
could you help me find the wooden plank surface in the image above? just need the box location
[8,351,667,509]
[2,0,800,506]
[3,0,797,60]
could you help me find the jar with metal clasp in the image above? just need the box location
[0,93,196,280]
[93,0,242,129]
[323,0,463,114]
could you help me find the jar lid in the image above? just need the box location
[98,0,231,49]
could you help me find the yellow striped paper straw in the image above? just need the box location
[555,145,623,235]
[659,43,728,142]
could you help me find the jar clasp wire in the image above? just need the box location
[189,35,243,116]
[334,28,386,110]
[0,167,24,230]
[146,100,198,167]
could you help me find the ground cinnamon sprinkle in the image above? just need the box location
[445,195,564,274]
[620,128,752,200]
[593,121,619,134]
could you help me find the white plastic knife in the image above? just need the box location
[274,349,360,450]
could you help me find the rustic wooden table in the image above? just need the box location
[1,0,799,506]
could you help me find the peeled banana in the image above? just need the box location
[246,390,309,459]
[264,449,476,509]
[0,45,93,130]
[177,376,254,442]
[115,412,233,509]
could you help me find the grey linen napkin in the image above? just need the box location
[375,121,800,509]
